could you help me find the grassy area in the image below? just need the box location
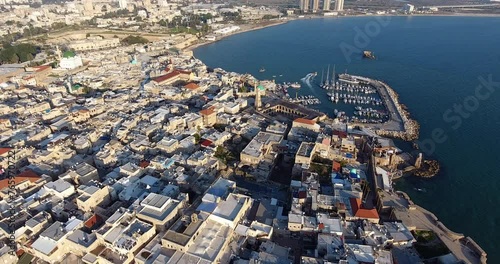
[414,230,436,243]
[168,27,200,35]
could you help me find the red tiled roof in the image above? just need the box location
[84,214,103,229]
[139,160,150,168]
[333,130,348,138]
[0,170,40,189]
[0,148,12,156]
[332,161,341,172]
[350,197,361,212]
[294,118,316,126]
[184,82,199,90]
[355,208,380,219]
[153,69,191,84]
[34,65,51,72]
[200,107,215,116]
[153,71,181,84]
[201,139,212,147]
[318,223,325,230]
[350,198,379,220]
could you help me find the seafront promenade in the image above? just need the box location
[393,191,487,264]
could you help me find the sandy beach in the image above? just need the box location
[184,19,291,51]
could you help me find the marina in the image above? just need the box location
[275,71,417,139]
[279,68,391,125]
[289,95,321,106]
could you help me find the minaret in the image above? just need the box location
[55,45,61,60]
[255,82,262,110]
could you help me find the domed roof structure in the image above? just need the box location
[63,51,76,58]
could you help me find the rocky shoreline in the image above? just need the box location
[414,160,440,178]
[374,80,420,141]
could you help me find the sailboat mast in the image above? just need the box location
[326,65,330,85]
[321,68,324,84]
[331,65,336,85]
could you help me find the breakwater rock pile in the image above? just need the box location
[414,160,440,178]
[374,81,420,141]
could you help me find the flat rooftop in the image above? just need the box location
[163,218,204,246]
[186,219,231,261]
[297,142,315,157]
[211,194,248,222]
[241,131,282,158]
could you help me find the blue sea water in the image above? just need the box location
[194,16,500,261]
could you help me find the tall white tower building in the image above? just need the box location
[335,0,344,11]
[323,0,330,11]
[119,0,127,9]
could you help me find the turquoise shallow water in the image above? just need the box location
[194,16,500,261]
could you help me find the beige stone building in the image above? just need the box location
[200,107,216,127]
[136,193,187,231]
[76,185,112,212]
[240,132,283,165]
[67,37,120,51]
[292,118,321,132]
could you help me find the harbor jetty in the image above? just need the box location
[340,74,420,141]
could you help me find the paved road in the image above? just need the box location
[408,206,482,264]
[383,190,483,264]
[364,80,404,132]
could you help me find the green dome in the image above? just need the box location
[63,51,76,58]
[257,85,265,91]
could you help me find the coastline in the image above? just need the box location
[185,19,291,51]
[187,17,490,262]
[395,190,487,263]
[185,12,500,52]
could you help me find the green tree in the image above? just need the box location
[52,22,68,30]
[214,146,235,165]
[194,133,201,144]
[0,43,38,63]
[0,49,18,63]
[158,19,167,27]
[121,35,149,45]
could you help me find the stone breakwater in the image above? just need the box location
[374,80,420,141]
[347,75,420,141]
[414,160,440,178]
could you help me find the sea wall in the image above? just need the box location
[464,237,488,264]
[396,191,487,263]
[373,80,419,141]
[346,75,419,142]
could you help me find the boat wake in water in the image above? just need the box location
[300,72,319,96]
